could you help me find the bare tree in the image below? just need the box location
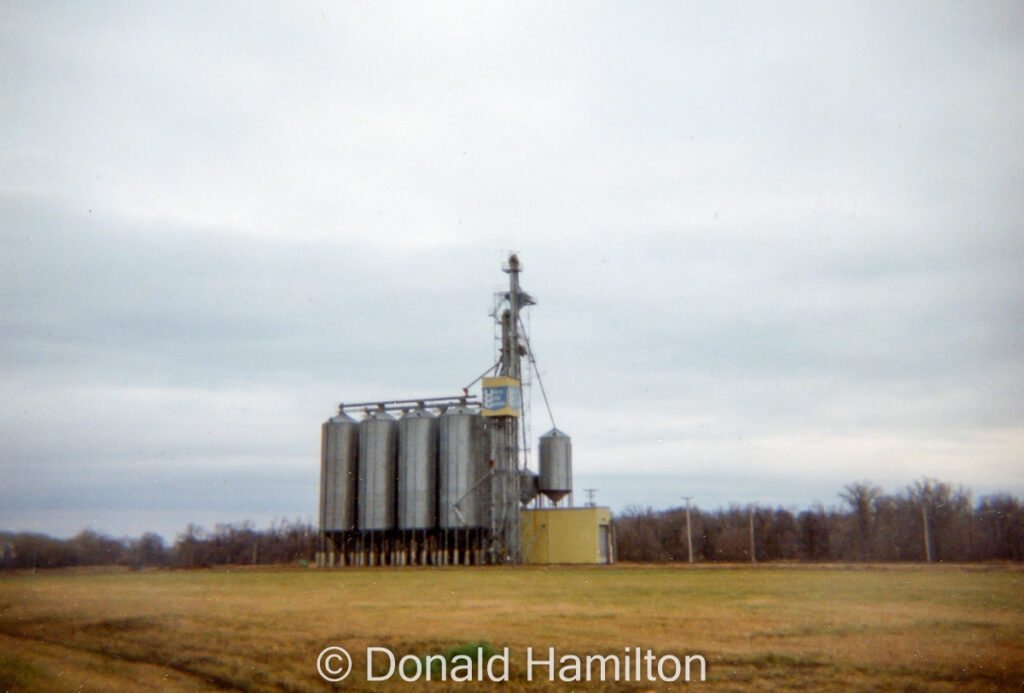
[839,481,882,560]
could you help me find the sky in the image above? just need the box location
[2,1,1022,542]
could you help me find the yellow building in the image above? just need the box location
[520,507,615,564]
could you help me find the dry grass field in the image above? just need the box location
[1,563,1021,692]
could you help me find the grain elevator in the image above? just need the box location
[316,254,614,566]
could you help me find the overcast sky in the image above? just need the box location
[2,1,1022,541]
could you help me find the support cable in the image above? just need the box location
[517,316,557,431]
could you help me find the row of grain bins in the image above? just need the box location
[320,397,571,566]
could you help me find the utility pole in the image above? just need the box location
[921,502,932,563]
[749,506,756,564]
[584,489,598,507]
[682,496,694,564]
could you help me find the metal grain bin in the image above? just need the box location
[358,409,398,530]
[438,407,489,529]
[320,410,359,532]
[538,428,572,503]
[397,408,438,530]
[519,470,539,506]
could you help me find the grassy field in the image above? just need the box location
[1,564,1021,691]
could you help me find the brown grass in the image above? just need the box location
[1,563,1021,691]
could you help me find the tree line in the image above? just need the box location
[2,478,1021,569]
[614,479,1024,563]
[0,519,317,570]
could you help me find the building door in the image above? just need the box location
[598,525,610,564]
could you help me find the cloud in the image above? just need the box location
[1,1,1022,537]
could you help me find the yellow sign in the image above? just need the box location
[481,377,521,417]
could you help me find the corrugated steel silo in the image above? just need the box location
[397,408,438,530]
[358,409,398,530]
[320,411,359,531]
[538,428,572,503]
[438,406,489,528]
